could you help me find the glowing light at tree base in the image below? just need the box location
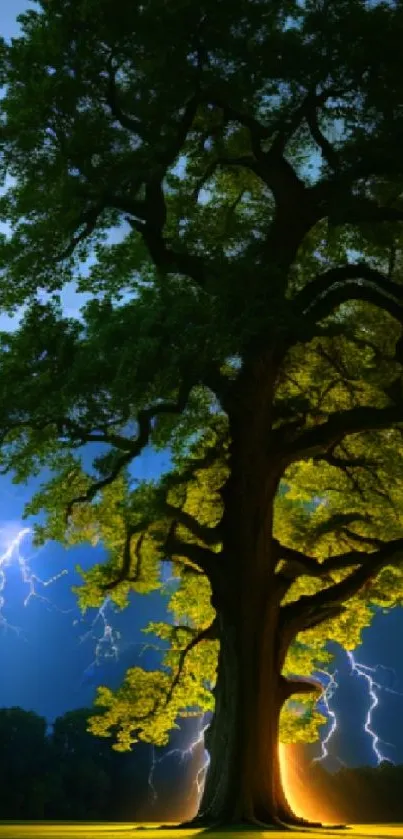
[279,743,341,825]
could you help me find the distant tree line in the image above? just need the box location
[0,706,151,820]
[0,707,200,821]
[1,705,403,824]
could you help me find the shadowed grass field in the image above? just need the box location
[0,824,403,839]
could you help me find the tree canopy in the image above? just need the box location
[1,0,403,823]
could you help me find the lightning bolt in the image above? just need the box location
[148,746,158,802]
[194,716,211,805]
[0,525,68,634]
[77,563,180,684]
[312,669,344,766]
[346,651,400,765]
[148,714,211,808]
[79,596,121,679]
[312,651,403,767]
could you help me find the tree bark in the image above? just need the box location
[185,600,321,830]
[196,611,290,828]
[179,355,326,830]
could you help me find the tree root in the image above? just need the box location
[132,813,350,832]
[275,812,349,830]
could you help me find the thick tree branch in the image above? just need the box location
[305,107,340,172]
[128,195,207,286]
[200,92,310,204]
[293,262,403,322]
[339,528,385,550]
[165,529,220,583]
[58,77,207,287]
[162,617,219,711]
[201,362,233,408]
[102,527,146,591]
[310,511,374,541]
[280,675,324,701]
[279,536,403,651]
[277,527,391,584]
[177,562,205,577]
[57,203,105,261]
[105,54,143,135]
[66,387,190,520]
[297,604,347,632]
[202,93,270,160]
[271,86,342,167]
[56,188,146,264]
[305,537,403,610]
[314,447,377,473]
[159,95,200,171]
[59,418,133,451]
[192,155,261,201]
[101,512,221,594]
[280,403,403,465]
[104,193,147,222]
[273,538,333,581]
[164,502,222,546]
[126,95,202,278]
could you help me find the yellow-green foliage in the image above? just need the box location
[89,629,218,749]
[167,574,215,629]
[82,427,225,746]
[18,309,403,752]
[280,698,328,745]
[20,355,403,750]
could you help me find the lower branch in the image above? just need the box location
[278,535,403,659]
[162,617,218,709]
[65,387,190,519]
[280,675,323,701]
[165,528,221,581]
[101,526,145,591]
[280,403,403,465]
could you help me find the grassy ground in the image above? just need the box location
[0,824,402,839]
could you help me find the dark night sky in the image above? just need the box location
[1,0,403,787]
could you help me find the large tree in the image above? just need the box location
[1,0,403,829]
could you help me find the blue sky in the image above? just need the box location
[1,0,33,38]
[0,0,403,782]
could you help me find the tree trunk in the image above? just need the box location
[181,356,323,831]
[186,591,320,831]
[193,610,289,828]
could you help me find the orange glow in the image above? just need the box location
[180,744,342,826]
[279,743,340,825]
[146,743,343,826]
